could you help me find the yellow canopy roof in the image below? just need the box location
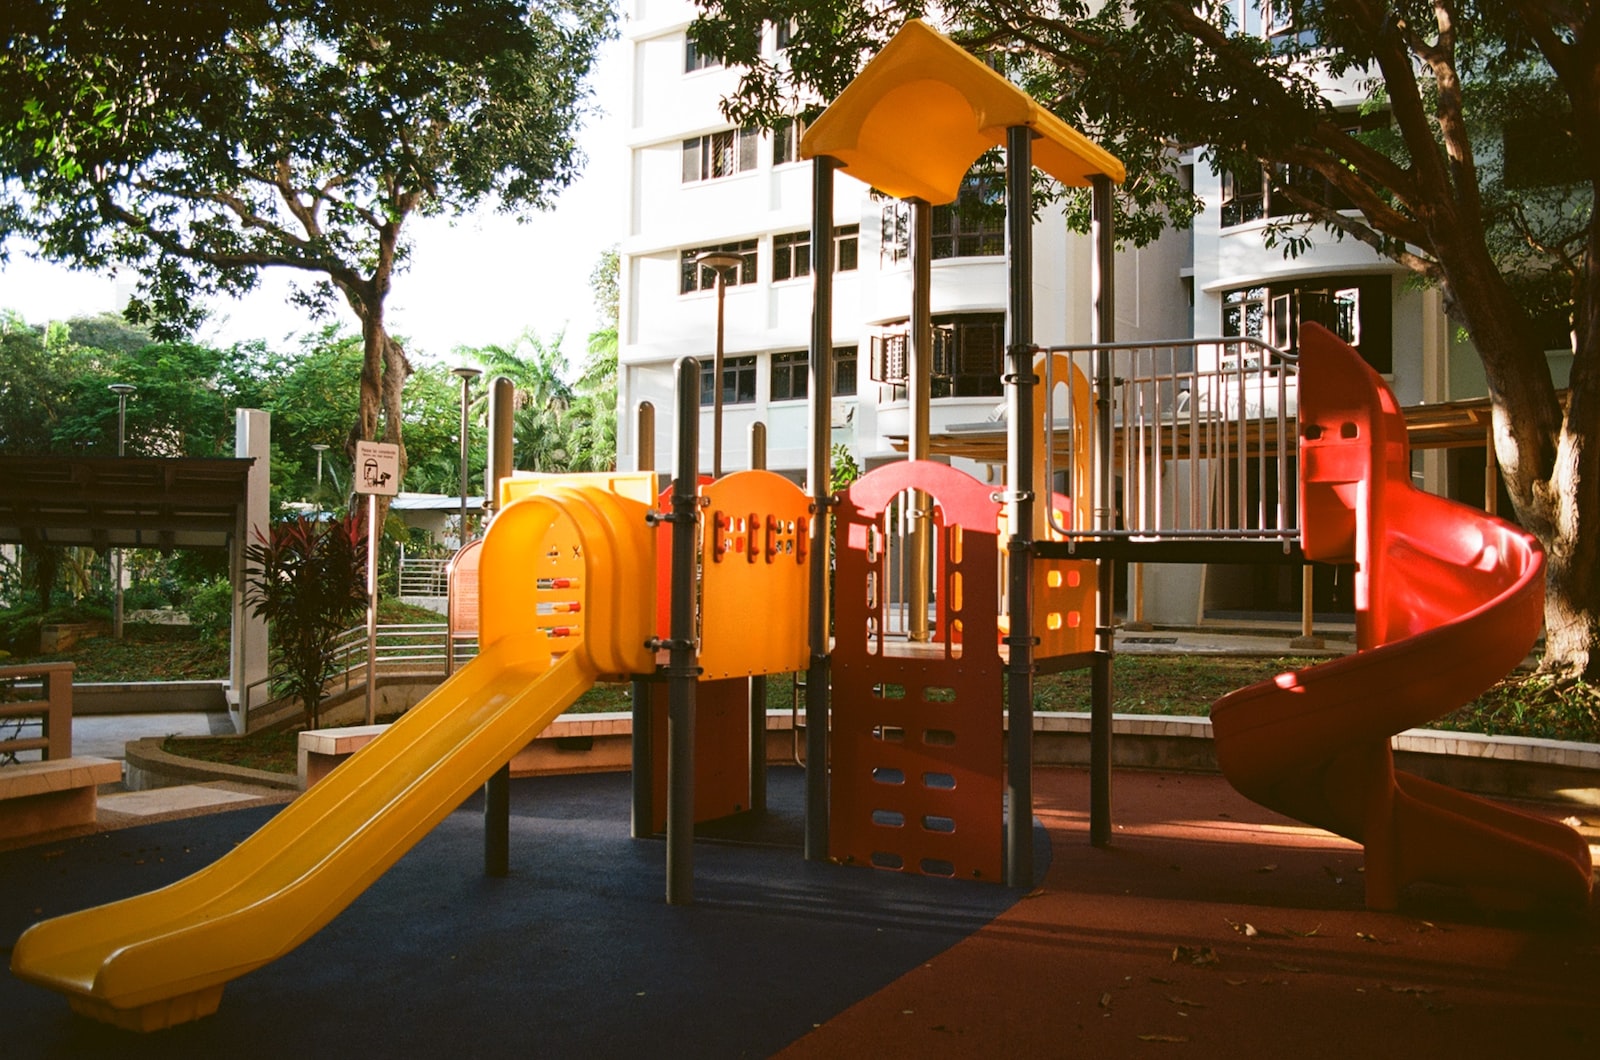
[800,19,1125,204]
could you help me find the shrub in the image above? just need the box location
[186,578,235,643]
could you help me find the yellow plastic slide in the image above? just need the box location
[10,638,596,1031]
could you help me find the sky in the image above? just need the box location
[0,38,627,374]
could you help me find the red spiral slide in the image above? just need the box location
[1211,324,1592,911]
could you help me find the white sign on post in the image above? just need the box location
[353,440,400,724]
[354,441,401,496]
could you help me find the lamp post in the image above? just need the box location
[451,366,482,547]
[311,443,329,492]
[108,383,136,639]
[694,250,743,479]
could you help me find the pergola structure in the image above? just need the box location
[0,410,271,733]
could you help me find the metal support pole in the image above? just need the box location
[805,156,838,862]
[1004,125,1037,888]
[1090,173,1117,848]
[908,198,933,643]
[748,421,768,816]
[667,360,701,905]
[632,400,657,839]
[482,373,514,877]
[364,492,379,727]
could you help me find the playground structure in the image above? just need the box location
[10,18,1592,1033]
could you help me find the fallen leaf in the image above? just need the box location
[1225,978,1249,986]
[1357,932,1397,945]
[1387,985,1438,995]
[1149,976,1176,985]
[1172,945,1220,966]
[1167,996,1206,1008]
[1100,992,1113,1009]
[1024,888,1047,899]
[1282,925,1322,938]
[1272,962,1308,973]
[1257,863,1278,873]
[1138,1034,1190,1043]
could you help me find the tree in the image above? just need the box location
[693,0,1600,682]
[1,0,615,496]
[567,246,620,471]
[463,330,579,472]
[242,512,367,730]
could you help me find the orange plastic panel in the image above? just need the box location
[698,471,811,679]
[648,677,752,830]
[1001,492,1094,657]
[831,460,1004,881]
[1211,324,1591,911]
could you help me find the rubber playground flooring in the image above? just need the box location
[3,766,1597,1058]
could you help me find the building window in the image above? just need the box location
[931,175,1006,259]
[773,225,859,281]
[1223,277,1391,372]
[699,355,757,406]
[771,350,808,401]
[773,116,806,165]
[881,201,909,265]
[682,128,759,183]
[870,314,1005,398]
[1221,168,1266,227]
[775,18,797,49]
[835,345,858,397]
[679,240,758,295]
[773,232,811,282]
[685,37,721,73]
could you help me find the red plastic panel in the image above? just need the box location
[830,460,1004,881]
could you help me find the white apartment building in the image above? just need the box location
[615,1,1550,624]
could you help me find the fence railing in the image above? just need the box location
[0,662,75,765]
[397,556,450,597]
[1041,336,1299,545]
[326,623,479,694]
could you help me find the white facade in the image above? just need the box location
[617,1,1189,487]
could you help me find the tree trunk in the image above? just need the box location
[1437,241,1600,681]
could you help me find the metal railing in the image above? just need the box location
[241,623,480,723]
[397,556,450,597]
[1041,337,1299,545]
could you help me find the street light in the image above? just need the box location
[108,383,136,639]
[451,366,482,547]
[695,250,743,478]
[311,443,330,493]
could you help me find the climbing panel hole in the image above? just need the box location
[921,815,956,834]
[924,728,956,746]
[872,724,905,742]
[949,571,964,611]
[1303,423,1324,440]
[1340,421,1360,439]
[1046,570,1062,589]
[873,683,906,700]
[1066,569,1081,588]
[872,767,906,786]
[919,858,956,877]
[870,851,904,870]
[872,809,906,828]
[922,771,957,790]
[923,687,956,703]
[1068,611,1081,628]
[865,571,879,609]
[1045,611,1063,631]
[866,525,883,563]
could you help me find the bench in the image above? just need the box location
[0,757,124,842]
[0,661,121,843]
